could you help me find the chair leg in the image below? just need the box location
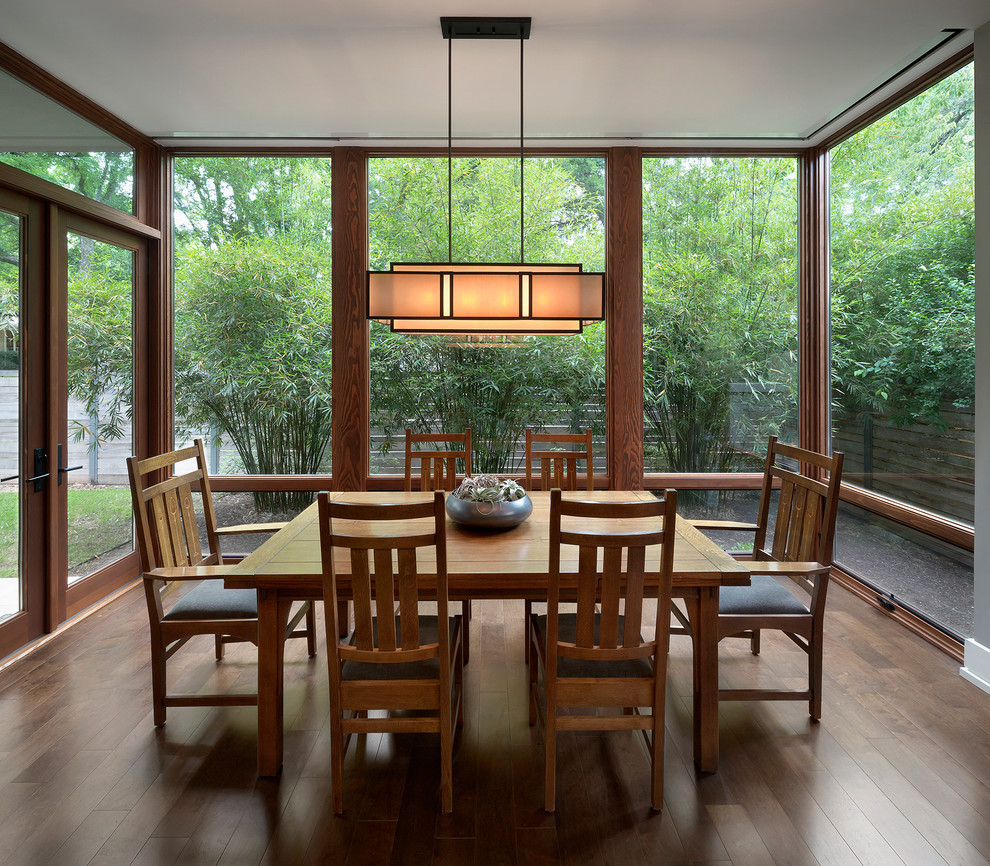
[544,708,556,813]
[462,600,471,664]
[750,629,761,655]
[528,637,539,727]
[524,599,532,663]
[215,635,224,660]
[151,644,167,727]
[305,602,317,657]
[810,631,823,721]
[651,719,664,812]
[440,690,454,814]
[330,707,345,814]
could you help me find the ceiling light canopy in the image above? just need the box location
[366,16,605,338]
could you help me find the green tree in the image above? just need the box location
[642,157,799,474]
[174,238,332,511]
[368,156,607,474]
[830,64,974,429]
[172,156,334,509]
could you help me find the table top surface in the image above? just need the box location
[216,490,749,595]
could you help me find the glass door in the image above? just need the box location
[0,190,46,654]
[58,212,142,617]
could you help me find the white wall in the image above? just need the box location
[962,22,990,691]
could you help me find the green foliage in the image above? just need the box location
[66,238,133,447]
[174,236,332,511]
[830,64,974,429]
[0,151,134,213]
[368,157,606,474]
[173,157,334,510]
[370,325,605,474]
[0,350,17,371]
[642,157,799,474]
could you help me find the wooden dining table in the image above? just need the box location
[212,489,749,777]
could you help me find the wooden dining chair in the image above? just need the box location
[404,428,471,493]
[523,428,594,662]
[529,488,677,812]
[691,436,844,719]
[127,439,316,726]
[319,490,464,814]
[404,427,473,661]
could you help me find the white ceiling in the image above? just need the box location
[2,0,989,148]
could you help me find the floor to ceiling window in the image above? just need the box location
[172,156,333,519]
[642,156,799,515]
[367,155,606,477]
[829,62,975,635]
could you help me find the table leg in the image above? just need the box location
[257,589,291,777]
[686,586,720,773]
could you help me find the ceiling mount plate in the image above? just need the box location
[440,17,531,40]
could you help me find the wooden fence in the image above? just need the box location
[832,404,974,523]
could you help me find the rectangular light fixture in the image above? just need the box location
[368,263,605,335]
[365,17,606,339]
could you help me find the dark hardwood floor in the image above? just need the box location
[0,582,988,865]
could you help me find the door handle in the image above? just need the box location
[23,447,48,492]
[57,443,83,486]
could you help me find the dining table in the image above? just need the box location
[207,489,749,777]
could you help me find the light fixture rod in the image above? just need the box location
[520,32,525,264]
[448,33,453,265]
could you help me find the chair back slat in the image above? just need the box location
[623,545,647,647]
[177,485,203,562]
[598,546,623,648]
[373,548,397,651]
[346,549,373,650]
[574,545,599,646]
[526,429,593,492]
[398,548,421,648]
[405,429,471,493]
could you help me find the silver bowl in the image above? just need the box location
[445,493,533,529]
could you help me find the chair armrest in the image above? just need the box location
[215,522,288,536]
[740,561,830,577]
[146,566,231,582]
[690,520,760,532]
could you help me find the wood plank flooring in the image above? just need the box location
[0,582,988,865]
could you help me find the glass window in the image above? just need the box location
[642,157,799,482]
[0,69,134,213]
[0,208,21,618]
[172,156,333,513]
[829,64,975,527]
[368,156,606,476]
[828,63,974,637]
[65,232,134,584]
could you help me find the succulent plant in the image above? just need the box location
[451,474,527,503]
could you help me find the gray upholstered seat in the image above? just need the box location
[533,613,653,679]
[341,615,461,681]
[163,579,258,621]
[718,575,810,616]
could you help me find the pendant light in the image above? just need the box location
[367,16,605,337]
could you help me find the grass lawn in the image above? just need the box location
[0,487,133,580]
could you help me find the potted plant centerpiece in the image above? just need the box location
[445,474,533,529]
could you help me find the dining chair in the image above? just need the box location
[126,439,316,727]
[319,490,464,814]
[689,435,844,719]
[404,427,473,662]
[529,488,677,812]
[523,428,594,663]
